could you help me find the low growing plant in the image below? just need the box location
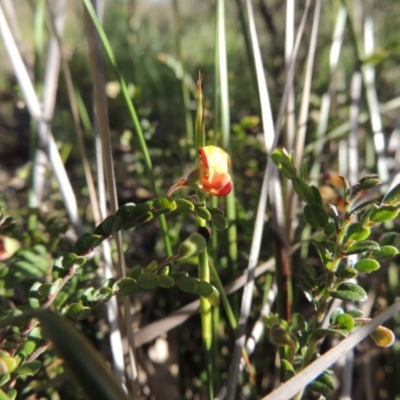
[267,148,398,399]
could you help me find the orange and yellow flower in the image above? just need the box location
[167,145,232,197]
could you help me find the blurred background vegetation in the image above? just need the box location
[1,0,400,399]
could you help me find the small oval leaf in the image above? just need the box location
[96,215,123,235]
[308,372,334,394]
[204,286,220,306]
[345,240,380,255]
[354,258,380,273]
[177,232,207,259]
[292,177,314,203]
[194,207,211,221]
[93,287,114,305]
[178,276,198,293]
[127,265,142,280]
[372,245,399,260]
[330,282,367,302]
[345,223,370,242]
[137,273,159,290]
[197,280,214,297]
[158,275,175,288]
[113,277,140,294]
[13,360,42,376]
[336,313,355,330]
[369,206,399,223]
[175,198,195,213]
[304,203,329,229]
[382,183,400,206]
[211,213,229,230]
[152,196,177,215]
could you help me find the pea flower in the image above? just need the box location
[167,145,232,197]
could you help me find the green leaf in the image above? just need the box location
[211,213,229,230]
[160,266,169,276]
[304,264,317,279]
[304,203,329,229]
[61,253,80,269]
[345,223,371,242]
[94,215,123,235]
[65,303,84,320]
[116,202,149,220]
[292,313,308,332]
[315,328,349,338]
[74,233,104,255]
[372,245,399,259]
[127,265,142,279]
[369,206,399,223]
[102,278,116,288]
[13,360,41,376]
[6,388,17,400]
[336,313,355,330]
[330,282,367,301]
[323,222,336,237]
[271,150,297,178]
[15,340,36,361]
[311,240,332,269]
[197,280,214,297]
[380,232,399,246]
[0,351,17,374]
[145,260,158,272]
[280,161,297,179]
[347,309,364,318]
[158,275,175,288]
[270,324,293,346]
[335,267,358,279]
[152,196,177,216]
[177,232,207,259]
[350,200,377,216]
[175,198,195,213]
[29,282,44,309]
[345,240,380,255]
[282,359,295,381]
[194,206,211,221]
[124,211,153,229]
[382,183,400,206]
[204,286,219,306]
[308,372,334,394]
[113,277,140,294]
[340,175,350,202]
[116,202,154,230]
[310,185,323,206]
[330,308,344,324]
[178,276,198,293]
[65,303,91,321]
[292,177,314,203]
[137,273,159,290]
[352,175,380,195]
[354,258,380,273]
[300,160,308,181]
[171,271,189,280]
[38,309,130,400]
[93,287,113,305]
[270,148,291,165]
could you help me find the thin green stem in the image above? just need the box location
[198,220,213,399]
[82,0,172,257]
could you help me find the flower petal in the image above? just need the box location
[199,146,230,174]
[202,172,232,196]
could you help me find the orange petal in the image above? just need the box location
[199,146,230,174]
[202,172,232,196]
